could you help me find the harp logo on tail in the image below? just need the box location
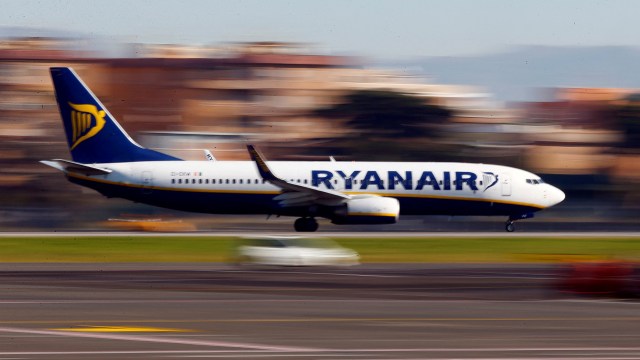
[69,102,106,150]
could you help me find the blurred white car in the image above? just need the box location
[233,236,359,266]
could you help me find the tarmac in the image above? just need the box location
[0,262,639,359]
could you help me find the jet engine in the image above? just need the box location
[331,196,400,225]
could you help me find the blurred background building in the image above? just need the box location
[1,37,638,230]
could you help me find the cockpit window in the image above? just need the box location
[526,178,545,185]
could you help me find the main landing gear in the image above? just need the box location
[294,217,319,232]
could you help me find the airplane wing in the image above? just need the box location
[40,159,112,176]
[247,145,350,206]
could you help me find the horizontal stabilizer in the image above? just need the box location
[40,159,112,176]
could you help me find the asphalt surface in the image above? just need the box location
[0,263,640,359]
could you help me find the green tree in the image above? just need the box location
[615,94,640,151]
[316,90,451,138]
[314,90,452,160]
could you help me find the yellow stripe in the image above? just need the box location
[345,191,545,209]
[67,173,544,209]
[348,212,397,217]
[52,326,191,333]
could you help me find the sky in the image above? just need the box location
[1,0,640,59]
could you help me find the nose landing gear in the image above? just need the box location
[505,213,535,232]
[294,217,319,232]
[505,221,516,232]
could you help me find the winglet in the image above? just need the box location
[246,144,350,201]
[204,149,216,161]
[247,145,279,182]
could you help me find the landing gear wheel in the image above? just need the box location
[294,217,319,232]
[505,221,515,232]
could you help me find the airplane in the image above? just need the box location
[41,67,565,232]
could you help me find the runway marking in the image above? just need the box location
[51,325,192,333]
[178,358,640,360]
[1,316,640,325]
[0,351,272,355]
[218,270,402,278]
[0,299,637,305]
[2,347,640,357]
[0,326,319,352]
[340,347,640,352]
[285,271,401,278]
[174,355,365,358]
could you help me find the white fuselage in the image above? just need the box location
[66,160,565,217]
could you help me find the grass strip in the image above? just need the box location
[0,236,639,263]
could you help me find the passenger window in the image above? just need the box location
[178,179,182,184]
[232,179,236,184]
[205,179,209,184]
[199,179,203,184]
[192,179,196,184]
[225,179,229,184]
[171,179,175,184]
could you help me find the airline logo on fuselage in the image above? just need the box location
[311,170,499,192]
[69,102,106,150]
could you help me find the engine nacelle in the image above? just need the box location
[331,196,400,225]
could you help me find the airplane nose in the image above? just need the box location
[546,185,565,207]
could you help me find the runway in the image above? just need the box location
[1,263,640,359]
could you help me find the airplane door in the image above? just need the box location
[501,173,511,196]
[141,171,153,194]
